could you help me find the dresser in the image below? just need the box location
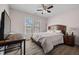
[0,39,26,55]
[64,33,75,46]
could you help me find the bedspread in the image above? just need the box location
[32,32,64,53]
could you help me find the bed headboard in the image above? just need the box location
[48,25,66,35]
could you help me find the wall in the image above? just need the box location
[47,8,79,45]
[0,4,9,19]
[10,8,47,39]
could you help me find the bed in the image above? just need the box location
[31,25,66,53]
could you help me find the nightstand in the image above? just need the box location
[64,33,75,46]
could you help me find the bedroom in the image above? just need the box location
[0,4,79,55]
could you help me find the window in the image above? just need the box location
[25,16,40,34]
[26,17,33,26]
[25,17,33,34]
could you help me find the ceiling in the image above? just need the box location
[9,4,79,18]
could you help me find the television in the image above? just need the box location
[0,10,11,40]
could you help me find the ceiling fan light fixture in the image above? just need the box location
[37,4,53,14]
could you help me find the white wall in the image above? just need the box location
[47,8,79,45]
[0,4,9,19]
[48,9,79,27]
[10,8,47,39]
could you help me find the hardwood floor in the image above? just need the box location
[48,45,79,55]
[5,39,79,55]
[26,39,79,55]
[26,39,44,55]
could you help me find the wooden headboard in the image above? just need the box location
[48,25,66,35]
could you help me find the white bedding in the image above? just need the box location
[32,31,64,53]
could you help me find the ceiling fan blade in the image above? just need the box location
[47,5,53,9]
[47,10,51,13]
[37,9,43,11]
[41,4,46,10]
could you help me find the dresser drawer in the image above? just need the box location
[64,35,75,46]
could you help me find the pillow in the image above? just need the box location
[53,26,58,30]
[54,30,61,33]
[47,30,54,32]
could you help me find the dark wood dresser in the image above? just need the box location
[0,39,26,55]
[64,33,75,46]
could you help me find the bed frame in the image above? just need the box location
[48,25,66,35]
[31,37,42,48]
[32,25,66,49]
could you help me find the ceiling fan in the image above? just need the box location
[37,4,53,14]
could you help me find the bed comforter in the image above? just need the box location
[32,32,64,53]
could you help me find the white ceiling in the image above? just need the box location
[9,4,79,18]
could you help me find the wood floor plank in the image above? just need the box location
[26,40,79,55]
